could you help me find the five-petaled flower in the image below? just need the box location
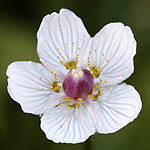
[7,9,142,144]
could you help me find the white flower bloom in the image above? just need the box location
[6,9,142,144]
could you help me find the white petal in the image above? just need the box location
[89,84,142,133]
[90,23,136,85]
[7,61,63,115]
[40,104,96,143]
[37,9,90,74]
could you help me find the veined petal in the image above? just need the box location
[89,84,142,133]
[37,9,90,74]
[7,61,63,115]
[40,104,96,143]
[90,23,136,85]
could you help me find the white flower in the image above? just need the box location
[6,9,142,144]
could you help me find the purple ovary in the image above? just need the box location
[63,68,93,100]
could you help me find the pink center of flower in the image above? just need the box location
[63,68,94,100]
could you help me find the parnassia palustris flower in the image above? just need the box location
[7,9,142,144]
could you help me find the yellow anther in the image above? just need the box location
[88,94,92,98]
[94,50,96,52]
[88,64,90,66]
[64,61,77,70]
[102,53,104,56]
[40,69,42,72]
[96,82,99,87]
[88,57,90,60]
[77,98,83,101]
[72,42,75,45]
[90,66,100,78]
[59,100,61,102]
[78,48,80,50]
[51,71,53,74]
[68,103,80,108]
[61,97,64,100]
[93,85,96,89]
[51,81,61,93]
[65,43,67,46]
[89,52,91,54]
[57,56,60,59]
[59,104,62,107]
[68,107,71,110]
[93,89,101,100]
[54,86,61,93]
[54,74,56,77]
[105,81,108,84]
[42,88,44,91]
[106,59,109,62]
[75,104,79,108]
[64,97,69,100]
[40,77,42,80]
[56,48,60,51]
[76,54,79,56]
[100,80,102,83]
[60,61,64,65]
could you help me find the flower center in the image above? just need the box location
[63,68,94,100]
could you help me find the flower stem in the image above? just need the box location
[85,138,92,150]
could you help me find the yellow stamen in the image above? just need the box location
[54,86,61,92]
[90,66,100,78]
[93,85,96,89]
[96,82,99,87]
[64,61,77,70]
[51,81,61,93]
[88,94,92,98]
[77,98,83,101]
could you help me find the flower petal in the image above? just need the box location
[7,61,63,115]
[37,9,90,74]
[40,104,96,143]
[90,23,136,85]
[89,83,142,133]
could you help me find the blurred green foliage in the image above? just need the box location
[0,0,150,149]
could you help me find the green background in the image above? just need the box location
[0,0,149,149]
